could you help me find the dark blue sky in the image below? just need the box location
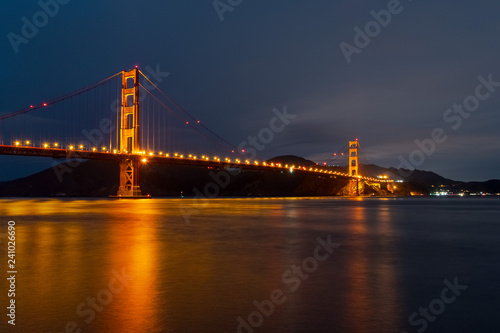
[1,0,499,181]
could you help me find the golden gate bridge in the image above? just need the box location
[0,68,378,197]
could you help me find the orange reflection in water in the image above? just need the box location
[345,205,370,330]
[100,200,161,333]
[344,200,400,332]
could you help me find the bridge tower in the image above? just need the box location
[115,68,144,197]
[349,140,359,196]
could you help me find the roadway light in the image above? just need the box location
[54,143,58,147]
[15,141,20,146]
[79,145,84,149]
[92,147,96,152]
[43,143,48,148]
[69,145,74,150]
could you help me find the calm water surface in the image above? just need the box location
[1,197,499,333]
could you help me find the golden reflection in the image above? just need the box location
[345,205,370,331]
[351,206,367,234]
[373,206,399,327]
[344,200,401,331]
[103,201,160,332]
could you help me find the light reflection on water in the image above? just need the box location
[1,197,499,332]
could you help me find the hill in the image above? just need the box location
[0,155,497,197]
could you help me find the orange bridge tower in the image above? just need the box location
[349,140,359,196]
[115,68,144,198]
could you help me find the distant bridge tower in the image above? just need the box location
[115,68,144,197]
[349,140,359,196]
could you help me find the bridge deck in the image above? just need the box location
[0,145,377,181]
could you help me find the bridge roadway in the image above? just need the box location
[0,145,377,181]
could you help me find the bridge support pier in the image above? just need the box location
[116,156,143,197]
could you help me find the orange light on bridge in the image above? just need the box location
[159,152,163,155]
[102,147,107,151]
[149,152,153,156]
[43,143,48,148]
[254,161,259,165]
[245,160,250,164]
[26,141,30,145]
[15,141,20,146]
[113,149,117,154]
[166,153,169,157]
[142,158,147,163]
[54,143,59,147]
[79,145,84,149]
[69,145,74,150]
[92,147,96,152]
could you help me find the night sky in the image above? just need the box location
[1,0,499,181]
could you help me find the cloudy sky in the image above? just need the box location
[1,0,499,181]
